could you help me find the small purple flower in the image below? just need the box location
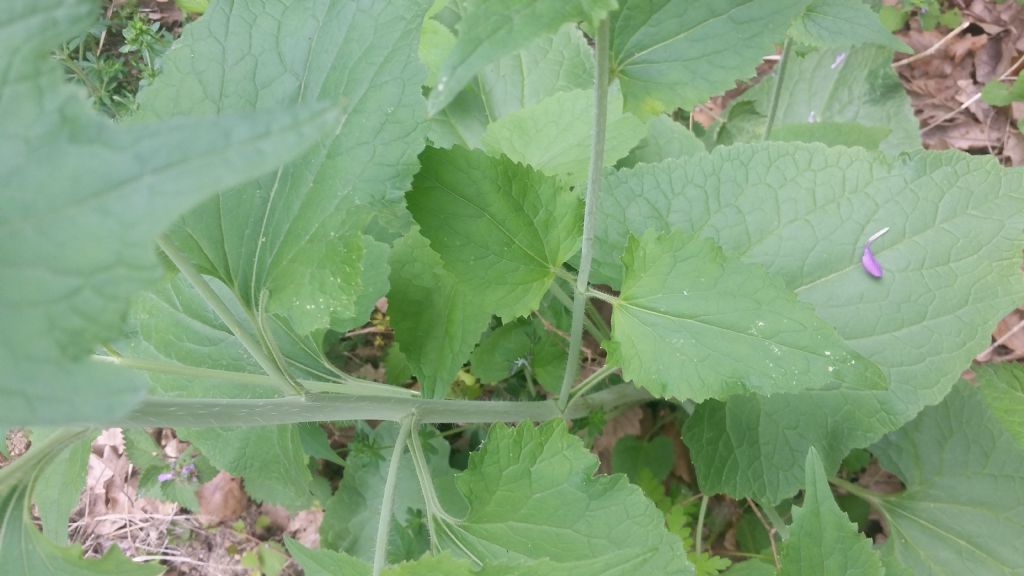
[861,227,890,278]
[831,52,847,70]
[180,463,197,480]
[808,111,818,123]
[157,471,175,483]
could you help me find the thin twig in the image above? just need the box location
[892,21,971,69]
[746,498,781,570]
[344,325,392,338]
[763,38,792,141]
[96,1,116,56]
[922,52,1024,133]
[976,314,1024,362]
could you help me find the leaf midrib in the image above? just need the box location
[615,299,831,360]
[428,177,553,271]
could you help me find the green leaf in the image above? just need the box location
[286,541,669,576]
[385,344,415,386]
[482,86,646,182]
[385,554,478,575]
[711,45,919,155]
[870,382,1024,575]
[297,422,345,466]
[285,539,372,576]
[123,428,209,511]
[388,230,493,399]
[607,231,885,403]
[137,0,432,340]
[126,275,343,510]
[428,24,594,149]
[976,363,1024,448]
[420,18,458,87]
[34,432,92,544]
[770,122,891,150]
[320,423,453,563]
[611,435,674,482]
[777,448,883,575]
[980,77,1024,107]
[179,426,314,511]
[789,0,911,52]
[0,0,343,428]
[470,318,567,393]
[438,421,693,575]
[723,560,777,576]
[591,142,1024,502]
[877,6,908,32]
[617,115,707,169]
[610,0,813,116]
[426,0,615,114]
[0,429,163,576]
[407,147,582,320]
[719,46,916,153]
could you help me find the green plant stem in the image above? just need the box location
[119,382,651,428]
[408,425,483,564]
[558,18,611,413]
[549,280,608,341]
[91,354,419,398]
[829,477,883,506]
[695,494,710,555]
[156,235,299,396]
[373,414,414,576]
[565,363,619,412]
[763,37,792,141]
[586,288,618,306]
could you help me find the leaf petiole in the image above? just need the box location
[372,413,414,576]
[157,235,298,396]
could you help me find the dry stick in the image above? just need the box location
[892,21,971,69]
[557,18,611,413]
[344,325,392,338]
[922,52,1024,134]
[746,498,781,570]
[977,314,1024,361]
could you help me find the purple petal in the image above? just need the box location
[862,245,883,277]
[181,463,196,475]
[861,227,890,278]
[158,472,175,483]
[831,52,847,70]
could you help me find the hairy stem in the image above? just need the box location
[91,354,419,397]
[119,383,652,428]
[548,280,607,341]
[565,363,619,412]
[763,37,792,141]
[156,235,298,396]
[558,18,611,412]
[373,414,414,576]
